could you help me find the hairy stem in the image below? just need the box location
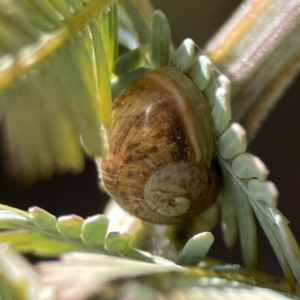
[205,0,300,140]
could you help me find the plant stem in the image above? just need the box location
[205,0,300,140]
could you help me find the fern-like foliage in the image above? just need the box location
[0,203,299,299]
[0,202,220,268]
[37,254,299,300]
[0,247,299,300]
[0,0,117,184]
[217,154,300,288]
[198,66,300,286]
[0,203,159,261]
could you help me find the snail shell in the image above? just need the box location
[99,66,220,224]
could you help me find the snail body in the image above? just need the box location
[99,66,220,224]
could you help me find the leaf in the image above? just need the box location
[218,166,238,249]
[231,177,258,269]
[151,10,171,67]
[0,246,298,300]
[0,0,117,183]
[37,253,299,300]
[0,247,51,300]
[118,0,154,46]
[0,204,154,262]
[81,215,109,245]
[176,232,214,266]
[195,60,300,284]
[217,154,300,284]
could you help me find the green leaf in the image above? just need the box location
[38,253,298,300]
[118,0,153,46]
[0,0,116,183]
[0,248,50,300]
[230,176,257,268]
[187,55,212,91]
[0,246,298,300]
[81,215,109,245]
[218,123,248,159]
[211,85,231,136]
[151,10,171,67]
[232,153,269,181]
[219,165,238,249]
[105,231,134,253]
[168,38,195,73]
[248,179,279,207]
[215,145,300,284]
[250,200,296,289]
[29,206,57,231]
[0,231,80,256]
[176,232,214,266]
[217,156,300,284]
[57,215,84,239]
[188,56,300,284]
[114,48,143,76]
[0,204,155,262]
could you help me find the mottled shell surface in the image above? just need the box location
[99,66,220,223]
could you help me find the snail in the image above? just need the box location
[96,10,300,283]
[98,66,220,224]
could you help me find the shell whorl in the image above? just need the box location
[143,162,219,219]
[99,66,220,223]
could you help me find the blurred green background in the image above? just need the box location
[0,0,299,277]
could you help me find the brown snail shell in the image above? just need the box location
[98,66,220,224]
